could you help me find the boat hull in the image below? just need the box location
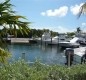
[59,42,80,48]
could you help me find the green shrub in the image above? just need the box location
[0,60,86,80]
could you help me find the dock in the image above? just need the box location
[10,38,29,43]
[5,38,38,44]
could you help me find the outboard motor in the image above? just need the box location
[65,48,74,66]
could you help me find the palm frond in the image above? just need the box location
[0,0,31,37]
[78,2,86,18]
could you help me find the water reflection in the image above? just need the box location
[7,44,66,65]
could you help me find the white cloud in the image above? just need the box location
[81,23,86,31]
[52,26,75,33]
[31,25,75,33]
[41,6,68,17]
[70,3,84,15]
[82,22,86,26]
[41,12,46,16]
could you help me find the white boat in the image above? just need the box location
[44,36,58,45]
[74,47,86,63]
[59,37,80,48]
[46,34,70,45]
[36,32,72,45]
[64,47,86,65]
[36,31,51,44]
[75,29,86,45]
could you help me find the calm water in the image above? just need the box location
[7,44,66,65]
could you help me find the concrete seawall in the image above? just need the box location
[10,38,29,43]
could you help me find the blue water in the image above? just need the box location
[7,44,66,65]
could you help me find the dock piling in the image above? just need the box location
[22,53,26,60]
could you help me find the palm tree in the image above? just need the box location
[0,13,30,37]
[0,48,10,63]
[78,2,86,17]
[0,0,14,16]
[0,0,30,37]
[0,0,31,63]
[77,27,81,33]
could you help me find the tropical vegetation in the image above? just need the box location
[0,0,30,63]
[78,2,86,17]
[0,0,30,38]
[0,28,58,38]
[0,60,86,80]
[0,0,86,80]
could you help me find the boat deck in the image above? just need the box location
[74,47,86,63]
[74,47,86,56]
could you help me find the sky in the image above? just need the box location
[0,0,86,33]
